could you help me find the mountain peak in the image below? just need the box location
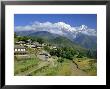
[80,25,88,31]
[15,21,96,39]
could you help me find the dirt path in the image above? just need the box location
[70,61,88,76]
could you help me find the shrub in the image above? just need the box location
[57,57,64,63]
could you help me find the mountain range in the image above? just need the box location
[15,22,97,49]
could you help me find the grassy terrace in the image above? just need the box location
[74,58,97,76]
[14,54,97,76]
[14,55,39,75]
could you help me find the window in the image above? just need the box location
[15,49,17,51]
[21,49,23,51]
[18,49,20,51]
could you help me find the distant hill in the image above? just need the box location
[27,31,85,49]
[50,36,78,47]
[27,31,59,40]
[15,31,34,36]
[74,34,97,49]
[15,30,96,50]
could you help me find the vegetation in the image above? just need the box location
[14,33,97,76]
[37,38,44,44]
[74,58,97,75]
[14,57,39,75]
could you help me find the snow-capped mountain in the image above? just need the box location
[15,21,97,49]
[15,21,96,39]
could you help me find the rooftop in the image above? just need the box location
[14,45,26,49]
[14,51,27,54]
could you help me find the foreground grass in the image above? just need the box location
[33,60,72,76]
[14,55,39,75]
[14,55,97,76]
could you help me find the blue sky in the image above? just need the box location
[14,14,97,29]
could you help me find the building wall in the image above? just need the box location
[14,48,26,52]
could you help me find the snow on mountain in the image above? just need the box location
[15,21,96,39]
[74,25,96,36]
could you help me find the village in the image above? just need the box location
[14,39,57,61]
[14,37,61,76]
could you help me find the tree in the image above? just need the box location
[87,49,97,59]
[77,53,83,58]
[14,32,17,38]
[57,57,64,63]
[37,38,44,44]
[44,46,50,52]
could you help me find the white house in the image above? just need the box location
[14,45,27,55]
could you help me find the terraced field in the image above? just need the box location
[14,54,96,76]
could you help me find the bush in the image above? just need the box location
[57,57,64,63]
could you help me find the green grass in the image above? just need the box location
[14,56,39,75]
[14,47,97,76]
[57,62,72,76]
[30,59,72,76]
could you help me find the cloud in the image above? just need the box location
[15,25,33,31]
[15,21,96,37]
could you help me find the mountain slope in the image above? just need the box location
[74,34,97,49]
[27,31,59,40]
[48,36,87,52]
[15,31,34,36]
[15,30,97,49]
